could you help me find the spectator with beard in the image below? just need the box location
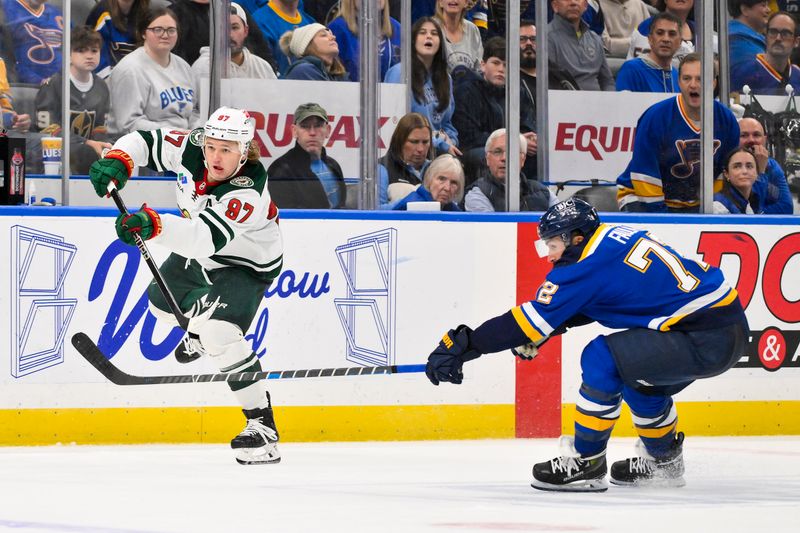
[519,20,539,179]
[191,2,277,88]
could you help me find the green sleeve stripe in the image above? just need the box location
[211,253,282,270]
[203,209,235,240]
[198,213,230,251]
[154,129,166,170]
[139,131,158,169]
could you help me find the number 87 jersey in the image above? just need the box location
[513,224,743,345]
[115,127,283,284]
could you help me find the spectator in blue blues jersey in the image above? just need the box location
[731,11,800,95]
[617,53,740,212]
[252,0,315,76]
[3,0,64,84]
[714,147,766,214]
[86,0,151,79]
[728,1,771,73]
[738,117,794,213]
[385,17,461,157]
[426,198,748,492]
[616,11,682,93]
[280,23,348,81]
[391,153,464,211]
[628,0,697,67]
[328,0,400,82]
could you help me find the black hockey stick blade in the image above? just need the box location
[72,332,425,385]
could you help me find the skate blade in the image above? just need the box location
[531,477,608,493]
[235,444,281,465]
[609,475,685,488]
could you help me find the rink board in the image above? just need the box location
[0,208,797,444]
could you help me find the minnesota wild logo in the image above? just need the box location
[189,128,204,146]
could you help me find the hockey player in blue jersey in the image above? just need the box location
[617,52,740,212]
[426,198,749,492]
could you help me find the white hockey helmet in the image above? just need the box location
[203,106,256,157]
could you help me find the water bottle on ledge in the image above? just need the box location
[0,135,26,205]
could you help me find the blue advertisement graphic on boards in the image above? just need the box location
[10,226,77,378]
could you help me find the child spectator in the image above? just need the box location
[34,26,114,174]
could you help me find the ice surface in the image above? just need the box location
[0,437,798,533]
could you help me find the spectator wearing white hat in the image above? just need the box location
[279,23,348,81]
[192,2,277,85]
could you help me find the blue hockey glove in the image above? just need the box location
[426,325,482,385]
[89,149,133,197]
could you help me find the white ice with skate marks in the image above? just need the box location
[0,437,797,533]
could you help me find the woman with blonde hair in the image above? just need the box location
[280,23,349,81]
[329,0,401,81]
[434,0,483,74]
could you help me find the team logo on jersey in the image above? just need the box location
[230,176,254,187]
[189,128,204,146]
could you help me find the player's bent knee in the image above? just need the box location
[580,336,623,393]
[200,319,252,368]
[148,302,179,326]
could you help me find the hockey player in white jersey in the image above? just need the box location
[89,107,282,465]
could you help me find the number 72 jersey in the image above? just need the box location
[114,127,283,283]
[513,224,742,344]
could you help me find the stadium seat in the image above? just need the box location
[571,184,619,212]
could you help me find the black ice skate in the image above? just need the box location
[531,436,608,492]
[174,332,206,364]
[610,432,685,487]
[231,395,280,465]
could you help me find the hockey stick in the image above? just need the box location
[72,332,426,385]
[108,184,190,331]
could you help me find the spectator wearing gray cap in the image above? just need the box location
[267,102,347,209]
[279,23,349,81]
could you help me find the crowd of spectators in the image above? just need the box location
[0,0,796,213]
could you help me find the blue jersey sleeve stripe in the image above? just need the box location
[649,283,734,331]
[511,306,546,343]
[520,302,554,338]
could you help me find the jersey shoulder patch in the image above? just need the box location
[230,176,255,188]
[189,128,204,146]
